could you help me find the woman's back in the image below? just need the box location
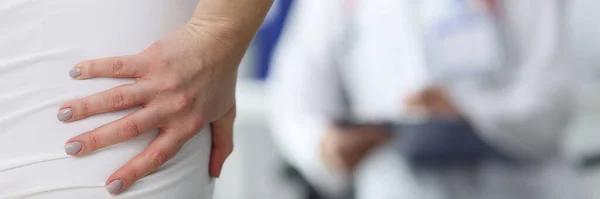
[0,0,213,198]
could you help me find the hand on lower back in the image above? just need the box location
[57,21,242,195]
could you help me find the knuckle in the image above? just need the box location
[189,114,205,130]
[111,91,127,109]
[121,121,141,139]
[78,101,91,118]
[142,43,163,56]
[148,150,171,169]
[154,58,171,70]
[162,77,183,91]
[231,109,237,119]
[173,93,194,112]
[226,143,234,156]
[86,61,96,76]
[111,59,125,76]
[125,165,142,181]
[148,57,171,75]
[86,132,100,151]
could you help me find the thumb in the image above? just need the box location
[209,105,236,178]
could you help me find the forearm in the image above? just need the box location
[189,0,274,51]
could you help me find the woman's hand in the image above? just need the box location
[57,21,243,195]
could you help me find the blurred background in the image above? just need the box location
[213,0,600,198]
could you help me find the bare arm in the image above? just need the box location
[59,0,274,195]
[188,0,274,69]
[189,0,275,60]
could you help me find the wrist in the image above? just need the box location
[184,18,249,72]
[186,17,241,49]
[188,0,274,48]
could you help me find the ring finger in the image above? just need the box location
[64,106,165,156]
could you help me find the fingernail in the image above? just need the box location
[64,141,82,155]
[69,67,82,78]
[57,108,72,122]
[106,180,124,195]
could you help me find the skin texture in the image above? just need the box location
[57,0,274,195]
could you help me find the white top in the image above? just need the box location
[0,0,213,198]
[268,0,578,198]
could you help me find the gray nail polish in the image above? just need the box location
[57,108,72,122]
[69,67,82,78]
[106,180,124,195]
[64,141,82,155]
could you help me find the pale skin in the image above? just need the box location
[57,0,274,195]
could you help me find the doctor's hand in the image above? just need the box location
[320,124,392,174]
[57,21,242,195]
[405,86,459,118]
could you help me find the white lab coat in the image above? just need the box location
[267,0,583,198]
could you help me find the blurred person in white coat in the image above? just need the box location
[267,0,583,199]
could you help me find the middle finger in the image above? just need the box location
[58,82,154,122]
